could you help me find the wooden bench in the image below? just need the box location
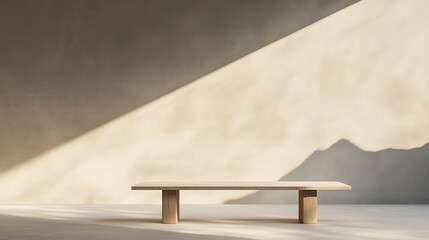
[131,181,351,224]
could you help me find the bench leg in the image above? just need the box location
[177,190,180,220]
[299,190,317,224]
[162,190,180,224]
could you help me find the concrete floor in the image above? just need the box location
[0,205,427,240]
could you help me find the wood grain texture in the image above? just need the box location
[162,190,179,224]
[299,190,317,224]
[132,181,351,190]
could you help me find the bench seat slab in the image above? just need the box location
[132,181,351,190]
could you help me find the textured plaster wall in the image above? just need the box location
[0,0,355,172]
[0,0,428,203]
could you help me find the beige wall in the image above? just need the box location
[0,0,354,172]
[1,0,428,204]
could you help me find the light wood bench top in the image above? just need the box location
[131,181,351,191]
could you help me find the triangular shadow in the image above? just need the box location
[0,0,360,173]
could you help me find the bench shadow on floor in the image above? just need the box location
[97,217,301,224]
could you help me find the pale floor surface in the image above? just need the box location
[0,205,428,240]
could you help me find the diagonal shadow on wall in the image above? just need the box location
[226,139,429,204]
[0,0,359,172]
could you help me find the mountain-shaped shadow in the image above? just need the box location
[227,139,429,204]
